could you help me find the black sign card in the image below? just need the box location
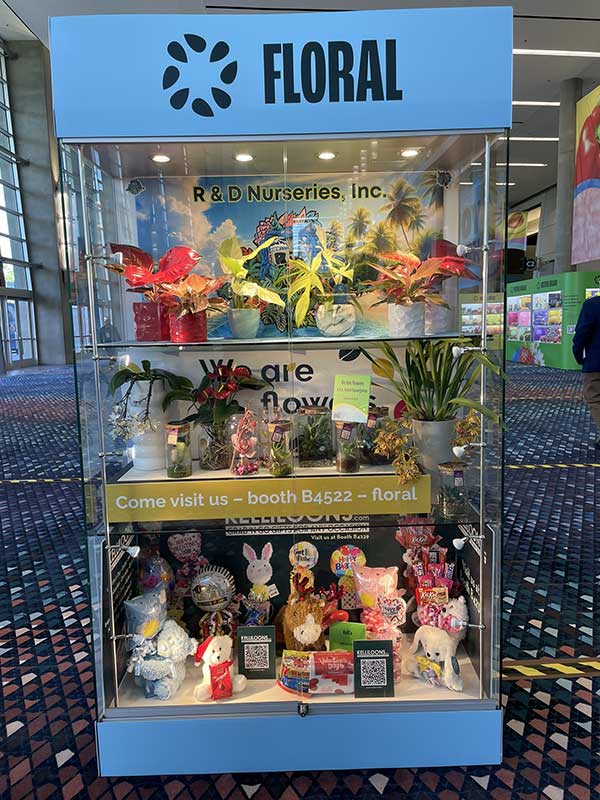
[353,639,395,698]
[237,625,276,680]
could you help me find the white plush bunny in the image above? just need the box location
[243,542,273,602]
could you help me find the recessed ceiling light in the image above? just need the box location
[496,182,516,187]
[471,162,483,167]
[151,153,170,163]
[512,100,560,107]
[498,162,547,167]
[317,151,336,160]
[459,182,474,186]
[235,153,253,163]
[401,148,419,158]
[514,48,600,58]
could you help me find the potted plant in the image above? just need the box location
[371,417,422,484]
[367,252,476,337]
[283,228,360,337]
[158,274,229,343]
[217,237,285,338]
[163,364,268,470]
[110,244,202,341]
[108,360,191,471]
[361,339,504,477]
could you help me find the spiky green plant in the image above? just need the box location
[361,339,505,422]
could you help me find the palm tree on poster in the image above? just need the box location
[380,178,423,247]
[364,221,398,254]
[419,172,445,208]
[348,207,372,242]
[326,220,343,251]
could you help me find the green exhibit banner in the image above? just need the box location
[506,271,600,369]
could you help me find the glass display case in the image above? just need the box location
[51,6,511,775]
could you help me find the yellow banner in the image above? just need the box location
[106,474,431,522]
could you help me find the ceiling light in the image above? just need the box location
[471,162,482,167]
[317,151,336,161]
[497,182,516,187]
[151,153,170,163]
[514,48,600,58]
[235,153,253,163]
[512,100,560,107]
[497,162,547,168]
[401,148,419,158]
[500,136,559,142]
[459,181,474,186]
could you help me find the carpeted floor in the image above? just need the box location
[0,363,597,799]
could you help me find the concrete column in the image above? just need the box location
[554,77,582,274]
[6,42,71,365]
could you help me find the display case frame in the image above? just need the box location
[51,6,511,775]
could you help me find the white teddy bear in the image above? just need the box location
[406,625,464,692]
[134,619,198,700]
[193,634,247,702]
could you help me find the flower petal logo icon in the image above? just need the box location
[162,34,238,117]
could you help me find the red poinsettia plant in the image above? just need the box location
[162,364,269,427]
[368,251,478,307]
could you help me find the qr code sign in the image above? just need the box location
[244,643,269,671]
[360,657,387,687]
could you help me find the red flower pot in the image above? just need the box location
[169,311,207,343]
[133,302,162,341]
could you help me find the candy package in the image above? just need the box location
[278,650,311,695]
[308,651,354,695]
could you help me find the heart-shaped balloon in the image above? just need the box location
[168,532,202,562]
[377,592,407,628]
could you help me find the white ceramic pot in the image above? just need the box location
[425,303,455,336]
[228,308,260,339]
[388,302,425,337]
[316,303,356,337]
[130,382,167,472]
[411,419,456,475]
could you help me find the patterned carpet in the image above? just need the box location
[0,364,598,799]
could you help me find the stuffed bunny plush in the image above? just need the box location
[243,542,273,602]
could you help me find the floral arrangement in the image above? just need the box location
[367,251,478,307]
[451,409,481,449]
[372,418,422,484]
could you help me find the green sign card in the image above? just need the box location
[237,626,276,679]
[329,621,367,652]
[353,640,395,698]
[332,374,371,423]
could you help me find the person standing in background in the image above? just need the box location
[573,294,600,447]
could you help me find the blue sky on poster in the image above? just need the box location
[134,171,441,269]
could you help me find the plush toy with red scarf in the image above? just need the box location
[193,634,247,702]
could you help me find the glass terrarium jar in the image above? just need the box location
[335,421,361,474]
[437,461,469,519]
[198,421,231,471]
[230,411,260,476]
[297,406,334,468]
[360,406,390,466]
[165,422,192,478]
[268,418,293,477]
